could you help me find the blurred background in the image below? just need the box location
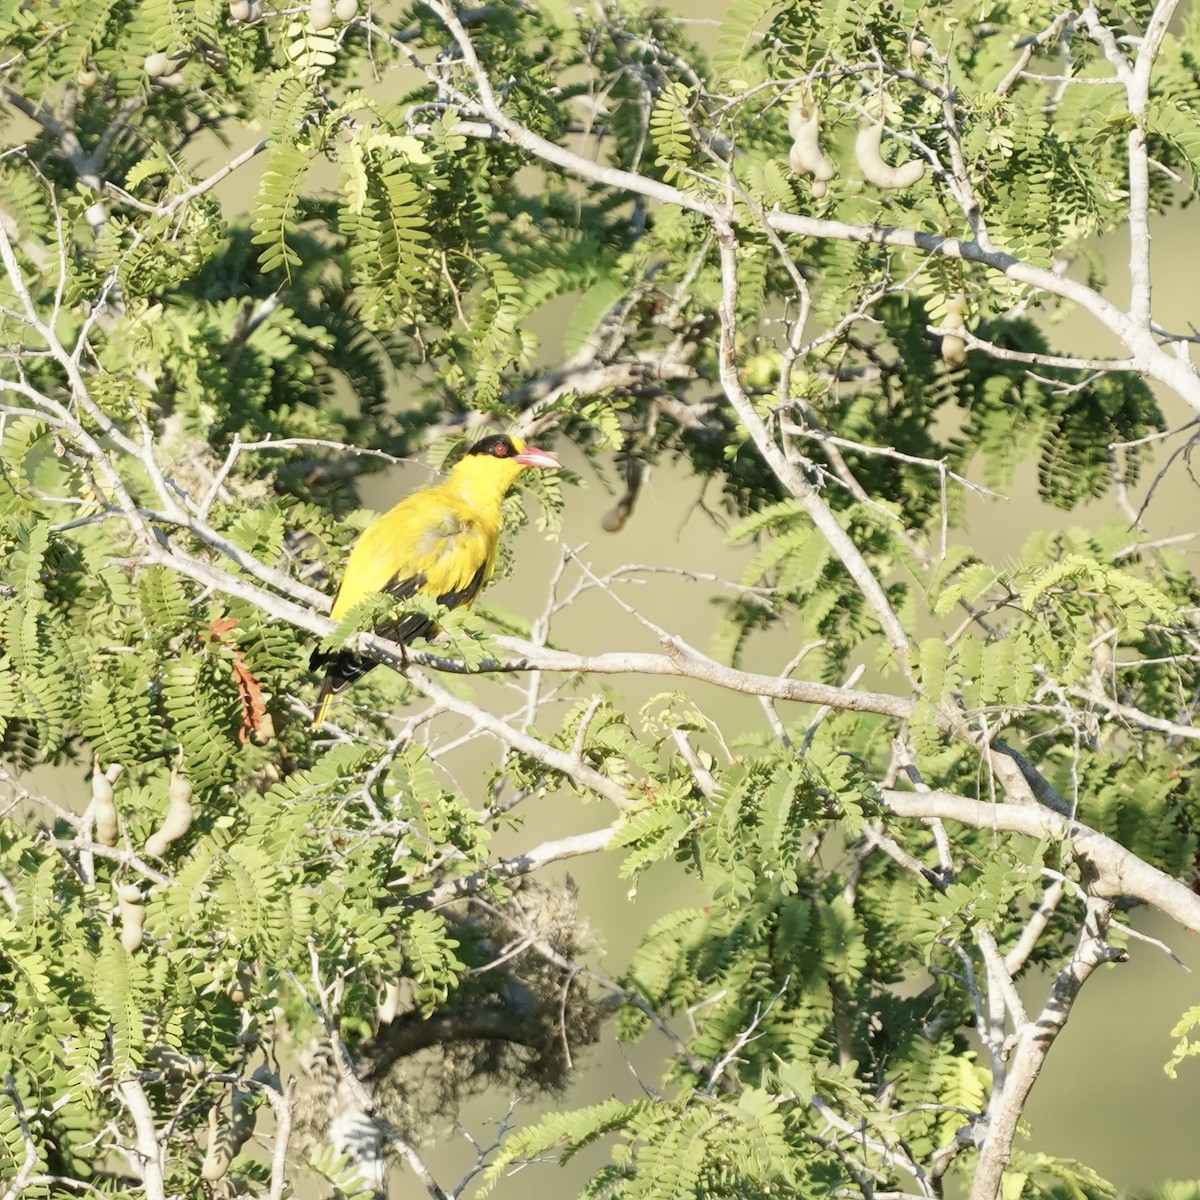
[20,3,1200,1192]
[356,223,1200,1187]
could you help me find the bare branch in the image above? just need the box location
[412,827,618,909]
[880,789,1200,931]
[113,1079,166,1200]
[971,896,1124,1200]
[713,228,915,673]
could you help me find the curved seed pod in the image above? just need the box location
[78,66,99,87]
[309,0,334,30]
[201,1087,258,1182]
[787,101,835,183]
[147,1044,207,1078]
[855,122,926,189]
[93,764,118,848]
[144,770,194,859]
[229,0,251,17]
[116,883,144,953]
[334,0,358,20]
[811,180,828,199]
[909,36,930,60]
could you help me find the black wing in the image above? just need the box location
[310,561,489,697]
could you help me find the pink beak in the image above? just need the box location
[514,445,560,469]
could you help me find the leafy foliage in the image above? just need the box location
[0,0,1198,1197]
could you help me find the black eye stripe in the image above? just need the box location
[467,435,518,458]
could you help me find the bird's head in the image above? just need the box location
[466,434,560,470]
[447,434,560,502]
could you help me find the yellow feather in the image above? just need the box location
[311,435,559,728]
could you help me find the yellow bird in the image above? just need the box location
[311,434,560,728]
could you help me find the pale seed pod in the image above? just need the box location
[228,0,251,18]
[251,710,276,746]
[601,495,634,533]
[121,912,145,953]
[309,0,334,30]
[334,0,358,20]
[377,979,402,1025]
[147,1044,206,1078]
[158,71,186,88]
[201,1088,257,1182]
[228,962,254,1004]
[909,36,930,60]
[200,1105,228,1182]
[787,100,812,142]
[941,293,968,366]
[144,769,194,859]
[855,122,926,189]
[78,67,99,88]
[787,101,836,183]
[92,765,118,848]
[940,334,967,367]
[811,180,828,199]
[116,883,144,953]
[144,52,174,77]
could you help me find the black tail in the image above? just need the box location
[310,648,376,729]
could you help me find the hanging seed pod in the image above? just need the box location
[601,495,635,533]
[116,883,145,953]
[93,762,118,848]
[227,962,255,1004]
[787,98,835,184]
[855,121,926,189]
[200,1087,257,1181]
[334,0,358,20]
[251,710,276,746]
[941,293,968,366]
[144,52,179,78]
[144,769,194,859]
[309,0,334,30]
[147,1044,206,1078]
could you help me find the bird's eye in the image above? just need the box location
[493,441,509,457]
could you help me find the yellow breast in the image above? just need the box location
[330,481,503,621]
